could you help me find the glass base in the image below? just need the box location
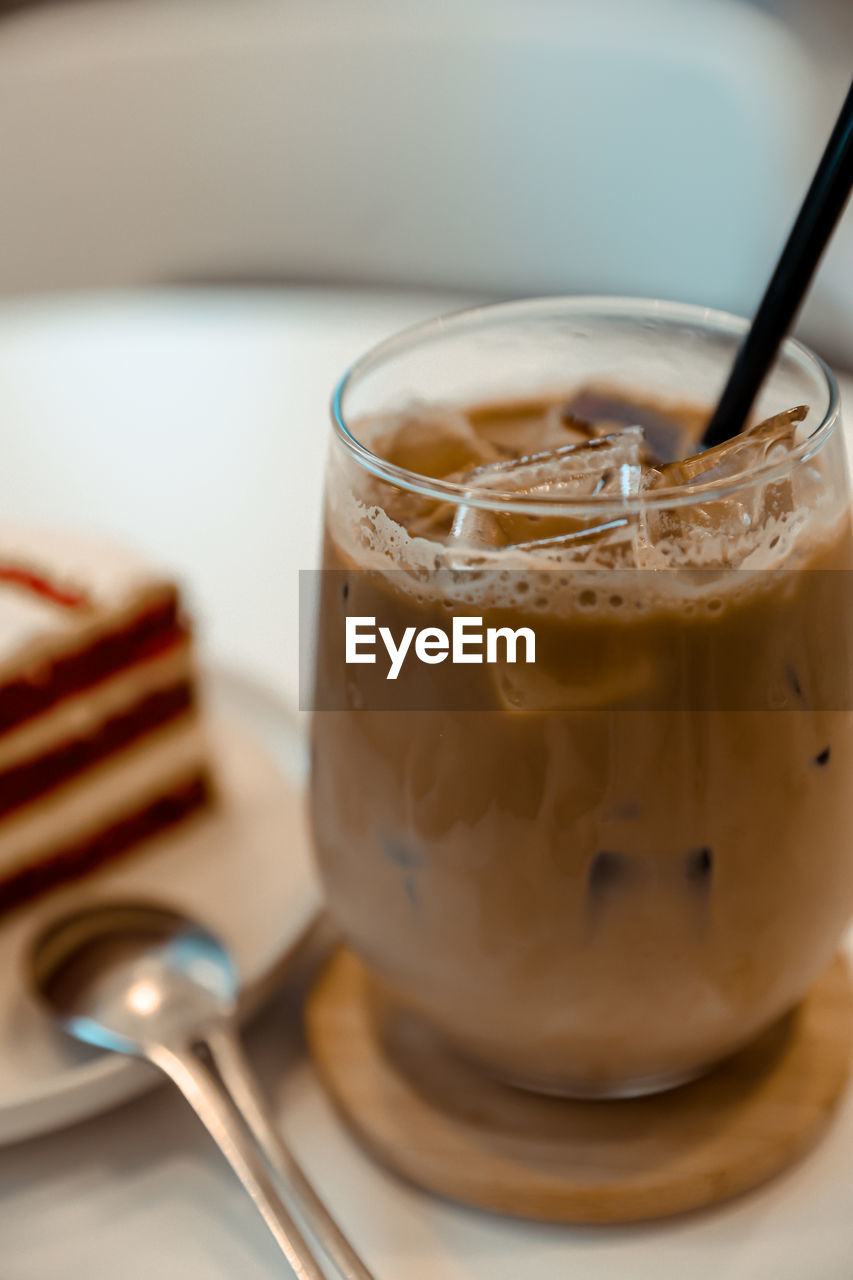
[488,1060,713,1100]
[386,999,729,1101]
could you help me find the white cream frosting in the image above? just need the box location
[0,590,75,665]
[0,523,176,683]
[0,522,168,607]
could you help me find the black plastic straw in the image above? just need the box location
[702,77,853,449]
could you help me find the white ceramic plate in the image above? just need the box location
[0,667,320,1146]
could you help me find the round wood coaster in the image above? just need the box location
[305,947,853,1223]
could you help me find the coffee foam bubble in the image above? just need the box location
[327,483,844,622]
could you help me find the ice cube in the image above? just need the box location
[511,518,640,569]
[370,406,500,479]
[463,429,645,499]
[492,642,656,712]
[447,505,505,549]
[467,399,593,458]
[642,407,808,566]
[355,407,498,539]
[404,499,458,540]
[655,406,806,487]
[448,430,644,549]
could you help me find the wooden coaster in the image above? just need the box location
[305,947,853,1223]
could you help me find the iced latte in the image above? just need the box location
[311,299,853,1096]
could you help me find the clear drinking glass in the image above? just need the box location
[310,297,853,1098]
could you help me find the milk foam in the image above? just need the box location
[329,479,847,622]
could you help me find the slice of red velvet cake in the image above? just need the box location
[0,524,212,912]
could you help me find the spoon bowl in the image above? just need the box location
[32,901,238,1056]
[29,899,373,1280]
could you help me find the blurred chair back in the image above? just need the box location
[0,0,849,354]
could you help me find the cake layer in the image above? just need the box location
[0,524,214,912]
[0,642,193,770]
[0,594,183,733]
[0,717,209,878]
[0,686,195,820]
[0,773,211,915]
[0,642,197,819]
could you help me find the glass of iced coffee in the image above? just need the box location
[310,297,853,1098]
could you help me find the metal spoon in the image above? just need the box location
[30,900,374,1280]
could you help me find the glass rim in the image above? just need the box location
[330,295,840,517]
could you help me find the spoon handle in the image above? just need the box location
[203,1022,376,1280]
[148,1041,328,1280]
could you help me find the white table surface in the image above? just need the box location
[2,287,853,1280]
